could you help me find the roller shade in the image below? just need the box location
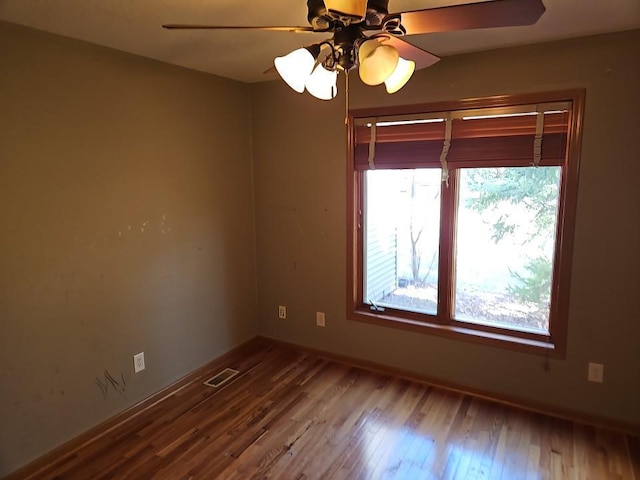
[354,103,570,170]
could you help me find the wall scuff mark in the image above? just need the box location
[95,370,126,398]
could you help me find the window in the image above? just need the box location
[347,91,584,355]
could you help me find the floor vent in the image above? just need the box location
[204,368,239,388]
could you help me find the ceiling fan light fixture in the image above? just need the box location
[305,64,338,100]
[384,56,415,94]
[274,45,320,93]
[358,39,399,86]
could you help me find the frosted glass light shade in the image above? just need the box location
[358,39,399,86]
[384,57,416,94]
[306,65,338,100]
[274,48,316,93]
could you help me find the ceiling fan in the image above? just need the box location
[163,0,546,100]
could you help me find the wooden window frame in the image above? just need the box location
[347,90,585,357]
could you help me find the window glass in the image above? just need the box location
[364,168,441,315]
[454,167,561,333]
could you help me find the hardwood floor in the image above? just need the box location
[12,340,639,479]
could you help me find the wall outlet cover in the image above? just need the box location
[134,352,145,373]
[588,362,603,383]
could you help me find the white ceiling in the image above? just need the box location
[1,0,639,83]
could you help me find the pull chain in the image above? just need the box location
[344,70,350,125]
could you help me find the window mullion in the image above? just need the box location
[437,169,457,324]
[356,172,365,309]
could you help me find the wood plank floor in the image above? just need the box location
[14,340,640,479]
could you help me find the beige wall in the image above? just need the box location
[0,21,257,476]
[251,30,640,426]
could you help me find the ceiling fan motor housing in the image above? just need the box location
[307,0,389,29]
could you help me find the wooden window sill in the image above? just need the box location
[350,308,561,357]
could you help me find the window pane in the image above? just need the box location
[454,167,561,333]
[364,168,441,315]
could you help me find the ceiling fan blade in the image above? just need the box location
[162,24,316,33]
[381,36,441,70]
[393,0,546,36]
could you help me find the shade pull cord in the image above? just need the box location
[344,70,349,126]
[368,118,377,169]
[439,113,451,186]
[533,110,544,167]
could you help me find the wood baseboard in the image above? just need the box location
[256,336,640,437]
[4,337,263,480]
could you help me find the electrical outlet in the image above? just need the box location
[134,352,145,373]
[278,305,287,319]
[588,362,603,383]
[316,312,326,327]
